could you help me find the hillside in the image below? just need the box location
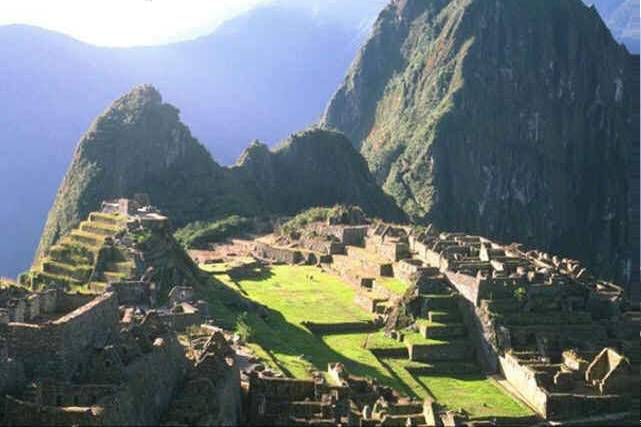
[233,129,405,220]
[322,0,638,286]
[36,85,403,261]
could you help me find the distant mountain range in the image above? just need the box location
[0,0,636,278]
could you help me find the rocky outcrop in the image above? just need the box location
[323,0,638,287]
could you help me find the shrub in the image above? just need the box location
[175,216,252,249]
[279,205,367,237]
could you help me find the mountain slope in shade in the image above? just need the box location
[232,129,405,220]
[322,0,638,286]
[36,85,403,260]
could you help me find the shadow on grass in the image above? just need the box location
[228,263,275,283]
[197,271,412,391]
[247,307,400,384]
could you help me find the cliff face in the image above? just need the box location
[37,87,402,261]
[322,0,637,285]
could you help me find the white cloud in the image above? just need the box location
[0,0,273,46]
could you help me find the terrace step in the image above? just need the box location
[42,260,92,282]
[404,361,479,376]
[428,310,461,323]
[89,212,126,227]
[421,293,458,311]
[405,337,474,362]
[34,271,81,288]
[69,230,105,247]
[48,243,95,265]
[418,321,467,339]
[88,281,108,293]
[59,237,99,254]
[79,221,120,237]
[101,271,129,283]
[103,261,135,275]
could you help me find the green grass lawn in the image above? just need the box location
[210,264,390,378]
[376,277,409,296]
[201,263,533,419]
[417,374,532,419]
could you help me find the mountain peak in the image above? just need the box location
[323,0,637,285]
[121,83,163,105]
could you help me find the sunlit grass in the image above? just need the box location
[200,263,533,419]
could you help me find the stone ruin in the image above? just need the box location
[0,286,242,426]
[245,362,427,426]
[0,199,245,425]
[27,196,203,303]
[250,219,639,424]
[407,229,638,422]
[3,200,637,425]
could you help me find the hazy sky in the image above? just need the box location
[0,0,274,46]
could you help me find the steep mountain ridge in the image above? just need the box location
[233,129,405,219]
[36,85,402,261]
[323,0,637,286]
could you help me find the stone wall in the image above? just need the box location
[254,242,304,265]
[406,341,472,362]
[498,353,628,420]
[34,382,118,407]
[100,335,188,425]
[498,353,549,415]
[6,293,119,381]
[248,374,316,424]
[336,226,369,246]
[159,309,202,332]
[107,281,149,305]
[2,396,100,426]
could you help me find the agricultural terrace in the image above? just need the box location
[201,262,533,420]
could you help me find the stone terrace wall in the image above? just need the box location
[5,293,119,381]
[498,353,548,415]
[54,292,119,381]
[248,375,316,424]
[100,335,188,425]
[2,395,100,426]
[254,242,304,264]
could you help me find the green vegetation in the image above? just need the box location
[279,205,367,237]
[416,374,530,419]
[376,277,408,296]
[175,216,252,249]
[202,263,532,419]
